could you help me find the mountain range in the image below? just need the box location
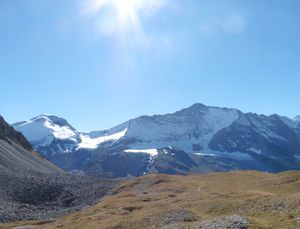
[12,103,300,177]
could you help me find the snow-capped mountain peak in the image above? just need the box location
[13,114,128,156]
[124,103,240,151]
[13,114,78,147]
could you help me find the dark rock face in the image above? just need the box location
[153,148,197,175]
[0,116,32,151]
[80,147,241,178]
[0,116,61,174]
[210,114,300,155]
[209,113,300,172]
[84,151,150,178]
[37,140,74,158]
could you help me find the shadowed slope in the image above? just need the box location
[0,115,61,174]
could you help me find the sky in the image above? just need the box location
[0,0,300,132]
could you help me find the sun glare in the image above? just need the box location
[113,0,141,30]
[114,0,136,18]
[82,0,165,46]
[84,0,142,25]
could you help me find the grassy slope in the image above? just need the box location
[3,171,300,229]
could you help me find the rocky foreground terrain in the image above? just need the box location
[3,171,300,229]
[0,168,116,223]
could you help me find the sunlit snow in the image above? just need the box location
[124,148,158,156]
[13,115,77,146]
[78,129,127,149]
[44,120,76,140]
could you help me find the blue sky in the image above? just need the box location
[1,0,300,131]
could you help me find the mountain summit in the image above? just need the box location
[13,114,79,146]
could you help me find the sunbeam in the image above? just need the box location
[81,0,167,46]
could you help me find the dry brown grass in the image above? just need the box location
[2,171,300,229]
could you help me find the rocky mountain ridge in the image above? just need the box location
[13,103,300,177]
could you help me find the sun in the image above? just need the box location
[83,0,144,40]
[83,0,142,25]
[114,0,137,18]
[81,0,166,47]
[112,0,142,31]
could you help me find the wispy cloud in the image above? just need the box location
[197,13,247,37]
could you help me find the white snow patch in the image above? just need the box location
[124,149,158,157]
[294,155,300,162]
[44,120,76,140]
[221,152,253,160]
[78,129,127,149]
[193,153,217,156]
[247,147,262,154]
